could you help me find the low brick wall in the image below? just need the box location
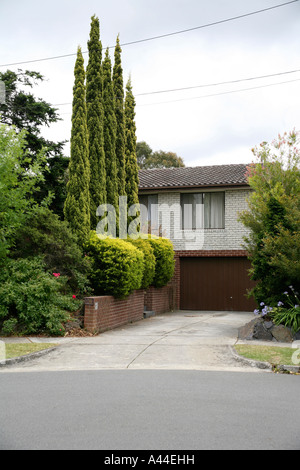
[84,289,144,334]
[84,282,176,334]
[144,284,175,315]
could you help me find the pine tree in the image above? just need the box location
[102,48,118,221]
[113,35,126,198]
[86,15,106,229]
[125,77,139,211]
[64,47,90,244]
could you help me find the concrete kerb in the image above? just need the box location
[229,345,272,371]
[230,344,300,374]
[0,345,59,368]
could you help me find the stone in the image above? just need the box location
[252,319,273,341]
[238,318,259,340]
[264,321,274,329]
[238,317,296,343]
[270,324,294,343]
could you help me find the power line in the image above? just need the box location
[0,0,298,68]
[135,68,300,96]
[136,77,300,107]
[54,77,300,115]
[52,67,300,107]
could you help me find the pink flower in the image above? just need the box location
[72,295,76,299]
[53,273,60,277]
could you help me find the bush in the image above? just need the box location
[12,206,92,296]
[85,231,144,298]
[147,236,175,288]
[0,257,82,336]
[126,237,156,289]
[269,286,300,333]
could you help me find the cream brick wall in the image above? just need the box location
[152,188,251,251]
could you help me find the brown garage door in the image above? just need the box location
[180,257,257,311]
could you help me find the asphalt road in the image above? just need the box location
[0,369,299,450]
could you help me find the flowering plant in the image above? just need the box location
[254,286,300,333]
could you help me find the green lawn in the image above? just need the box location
[3,343,57,360]
[235,344,299,366]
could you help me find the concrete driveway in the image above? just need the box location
[0,310,265,373]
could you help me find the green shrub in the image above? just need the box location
[269,287,300,333]
[147,236,175,288]
[12,206,92,296]
[126,238,156,289]
[0,257,82,336]
[85,231,144,298]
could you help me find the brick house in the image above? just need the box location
[138,163,257,312]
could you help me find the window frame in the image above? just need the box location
[180,191,225,230]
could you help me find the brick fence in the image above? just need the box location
[84,283,176,334]
[144,283,176,315]
[84,290,144,334]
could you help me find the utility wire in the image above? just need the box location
[136,77,300,107]
[135,68,300,96]
[0,0,298,67]
[54,77,300,115]
[52,67,300,106]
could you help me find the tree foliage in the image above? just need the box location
[12,206,91,295]
[102,48,118,213]
[113,35,126,198]
[239,129,300,305]
[64,47,90,245]
[0,123,45,260]
[136,140,185,169]
[125,78,139,210]
[86,15,106,229]
[0,69,69,217]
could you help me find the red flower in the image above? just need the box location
[72,295,76,299]
[53,273,60,277]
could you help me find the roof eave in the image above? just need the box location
[138,182,249,193]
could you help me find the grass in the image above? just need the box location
[2,343,58,360]
[235,344,298,366]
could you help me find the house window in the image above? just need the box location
[139,194,158,232]
[181,192,225,229]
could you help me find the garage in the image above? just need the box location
[180,257,257,311]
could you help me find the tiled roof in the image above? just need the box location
[138,163,250,190]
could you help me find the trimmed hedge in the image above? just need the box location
[126,237,156,289]
[85,231,144,299]
[146,236,175,288]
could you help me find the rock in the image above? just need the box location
[238,317,296,343]
[252,319,273,341]
[294,330,300,340]
[264,321,273,329]
[238,317,272,341]
[238,318,259,340]
[270,324,294,343]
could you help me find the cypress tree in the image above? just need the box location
[86,15,106,229]
[125,77,139,211]
[64,46,90,245]
[102,48,118,223]
[113,35,126,198]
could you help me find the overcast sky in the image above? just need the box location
[1,0,300,167]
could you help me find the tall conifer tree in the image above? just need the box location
[113,35,126,199]
[102,48,118,220]
[125,77,139,211]
[64,47,90,244]
[86,15,106,229]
